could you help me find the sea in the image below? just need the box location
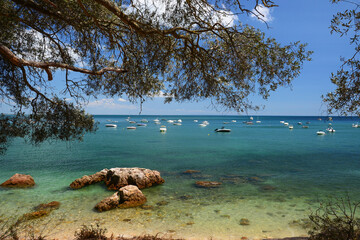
[1,115,360,239]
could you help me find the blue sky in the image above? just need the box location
[0,0,354,116]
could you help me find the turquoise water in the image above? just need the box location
[1,115,360,239]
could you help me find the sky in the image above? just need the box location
[0,0,355,116]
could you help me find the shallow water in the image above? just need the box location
[1,115,360,239]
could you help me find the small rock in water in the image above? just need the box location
[195,181,222,188]
[183,170,201,174]
[122,218,131,222]
[0,173,35,188]
[178,195,193,200]
[186,222,195,225]
[239,218,250,225]
[260,185,277,191]
[220,214,230,219]
[156,200,169,206]
[141,205,154,210]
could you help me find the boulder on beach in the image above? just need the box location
[95,185,147,212]
[70,167,165,190]
[0,173,35,188]
[195,181,222,188]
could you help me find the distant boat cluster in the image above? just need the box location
[104,117,360,135]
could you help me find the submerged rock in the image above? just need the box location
[195,181,222,188]
[34,201,60,211]
[183,170,201,174]
[0,173,35,188]
[70,168,164,190]
[95,185,146,212]
[21,210,49,220]
[239,218,250,225]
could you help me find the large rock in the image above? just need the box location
[70,167,165,190]
[95,185,147,212]
[70,169,108,189]
[105,167,165,190]
[0,173,35,188]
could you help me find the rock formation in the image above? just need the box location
[69,169,108,189]
[0,173,35,188]
[95,185,147,212]
[70,167,165,190]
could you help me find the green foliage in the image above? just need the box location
[308,196,360,240]
[323,1,360,116]
[0,0,312,152]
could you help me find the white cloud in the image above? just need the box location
[251,4,273,22]
[126,0,238,27]
[118,98,127,102]
[86,98,136,110]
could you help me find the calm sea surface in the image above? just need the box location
[1,115,360,239]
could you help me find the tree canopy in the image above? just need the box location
[323,0,360,116]
[0,0,312,153]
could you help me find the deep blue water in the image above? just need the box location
[1,115,360,239]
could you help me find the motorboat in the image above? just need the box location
[246,121,253,125]
[284,122,289,126]
[153,119,160,122]
[232,120,237,123]
[199,123,207,127]
[215,127,231,132]
[256,121,261,123]
[289,125,294,129]
[177,119,182,123]
[250,116,254,120]
[154,121,161,125]
[129,121,136,124]
[316,130,326,135]
[326,127,335,133]
[167,120,174,123]
[194,120,198,122]
[302,125,309,129]
[137,123,147,126]
[297,122,302,125]
[160,125,167,132]
[141,119,148,123]
[280,121,285,124]
[223,122,230,124]
[127,126,136,130]
[173,122,182,126]
[105,124,117,128]
[352,123,359,128]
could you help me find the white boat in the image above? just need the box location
[177,119,182,123]
[289,125,294,129]
[199,123,207,127]
[280,121,285,124]
[250,116,253,120]
[154,121,161,125]
[284,122,289,126]
[153,119,160,122]
[137,123,147,126]
[105,124,117,128]
[202,121,209,125]
[352,123,359,128]
[194,120,198,122]
[302,125,309,129]
[256,121,261,123]
[215,127,231,132]
[129,121,136,124]
[297,122,302,125]
[326,127,335,133]
[231,120,237,123]
[173,123,182,126]
[160,125,167,132]
[317,130,326,135]
[167,120,174,123]
[141,119,148,123]
[127,126,136,130]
